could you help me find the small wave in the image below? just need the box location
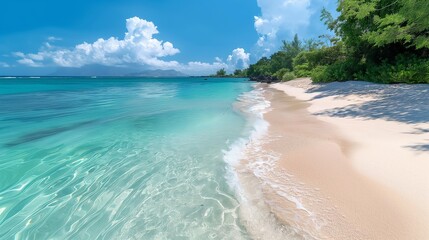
[224,84,323,240]
[224,84,295,240]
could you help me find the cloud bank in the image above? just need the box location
[14,17,249,75]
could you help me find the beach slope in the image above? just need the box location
[251,78,429,239]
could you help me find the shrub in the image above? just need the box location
[311,55,429,84]
[305,44,347,68]
[292,44,349,80]
[310,66,330,82]
[294,63,312,77]
[282,71,296,81]
[293,52,312,77]
[359,57,429,84]
[273,68,291,79]
[293,51,308,67]
[311,60,358,83]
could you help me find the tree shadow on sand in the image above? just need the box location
[306,81,429,152]
[307,81,429,124]
[406,144,429,152]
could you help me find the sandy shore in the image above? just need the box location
[242,78,429,239]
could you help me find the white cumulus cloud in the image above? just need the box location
[254,0,312,53]
[227,48,250,69]
[15,17,180,69]
[179,61,228,76]
[175,48,250,76]
[14,17,250,76]
[17,58,43,67]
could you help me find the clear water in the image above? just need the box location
[0,77,254,239]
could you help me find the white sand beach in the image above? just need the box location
[239,78,429,239]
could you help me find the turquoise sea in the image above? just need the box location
[0,77,260,239]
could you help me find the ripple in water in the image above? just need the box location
[0,77,254,239]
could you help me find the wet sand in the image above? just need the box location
[239,79,429,239]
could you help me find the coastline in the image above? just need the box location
[233,78,429,239]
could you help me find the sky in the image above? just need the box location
[0,0,337,76]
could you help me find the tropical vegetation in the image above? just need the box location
[240,0,429,84]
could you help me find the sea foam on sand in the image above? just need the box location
[224,79,429,240]
[224,84,322,240]
[268,78,429,239]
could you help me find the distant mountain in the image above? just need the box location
[50,65,133,76]
[50,65,187,77]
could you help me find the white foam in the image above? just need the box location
[222,85,294,239]
[223,84,325,240]
[223,83,270,172]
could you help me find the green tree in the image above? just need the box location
[363,0,429,51]
[321,7,337,32]
[215,68,226,77]
[270,51,293,72]
[246,0,429,83]
[336,0,429,60]
[282,34,303,58]
[247,57,273,77]
[312,0,429,83]
[303,39,323,51]
[233,69,247,77]
[233,69,242,76]
[247,34,312,78]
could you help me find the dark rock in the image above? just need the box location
[249,75,280,84]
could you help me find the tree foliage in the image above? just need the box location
[308,0,429,83]
[215,68,226,77]
[247,34,309,78]
[242,0,429,84]
[338,0,429,51]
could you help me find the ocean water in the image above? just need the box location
[0,77,261,239]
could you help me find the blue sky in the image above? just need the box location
[0,0,337,75]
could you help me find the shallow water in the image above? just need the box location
[0,77,255,239]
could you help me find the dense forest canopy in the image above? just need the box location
[220,0,429,84]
